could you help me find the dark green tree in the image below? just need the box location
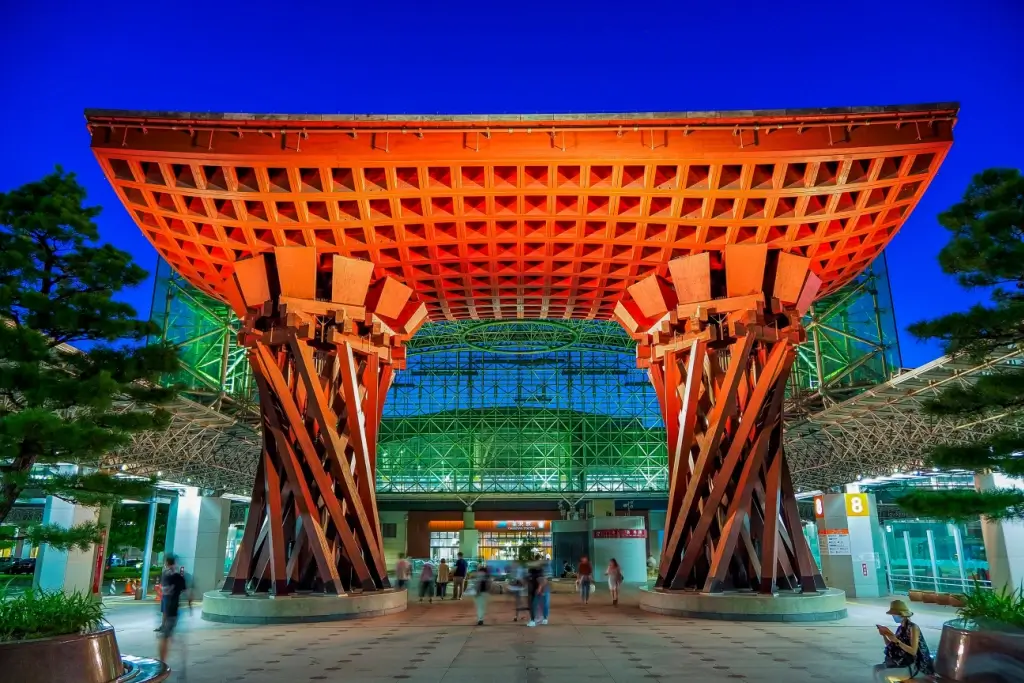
[895,168,1024,521]
[106,502,166,558]
[0,169,180,551]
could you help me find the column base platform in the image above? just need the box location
[639,586,847,622]
[201,589,407,624]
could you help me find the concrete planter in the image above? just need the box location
[0,625,167,682]
[908,589,924,602]
[935,619,1024,682]
[922,591,939,603]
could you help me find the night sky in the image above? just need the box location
[2,1,1021,367]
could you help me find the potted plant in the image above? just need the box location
[0,584,168,682]
[934,583,1024,682]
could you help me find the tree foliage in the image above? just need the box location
[0,168,180,546]
[895,168,1024,520]
[107,501,166,557]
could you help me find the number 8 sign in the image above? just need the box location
[813,495,824,519]
[845,493,869,517]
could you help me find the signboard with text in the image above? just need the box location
[593,529,647,539]
[817,528,851,556]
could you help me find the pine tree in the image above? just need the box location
[895,168,1024,521]
[0,169,180,551]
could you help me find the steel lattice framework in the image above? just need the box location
[143,255,899,497]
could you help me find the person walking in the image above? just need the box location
[576,555,594,605]
[453,552,468,600]
[437,558,451,599]
[526,561,548,627]
[419,560,435,603]
[471,563,491,625]
[156,555,191,665]
[395,553,411,590]
[607,558,623,606]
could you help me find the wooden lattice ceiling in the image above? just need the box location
[87,105,956,320]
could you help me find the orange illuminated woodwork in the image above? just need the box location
[222,248,426,594]
[617,245,825,593]
[88,104,956,596]
[87,105,955,321]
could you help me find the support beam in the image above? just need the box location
[616,246,826,594]
[225,248,425,595]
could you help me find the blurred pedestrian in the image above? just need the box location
[471,563,491,625]
[395,553,411,590]
[437,558,451,599]
[527,561,549,627]
[453,552,468,600]
[156,555,192,665]
[607,558,623,606]
[419,560,435,603]
[576,555,594,605]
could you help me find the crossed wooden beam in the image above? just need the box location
[221,247,425,594]
[220,243,826,597]
[616,245,828,594]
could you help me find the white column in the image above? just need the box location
[814,492,887,597]
[975,473,1024,593]
[34,497,104,595]
[166,488,230,597]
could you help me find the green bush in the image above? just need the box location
[0,585,104,642]
[957,582,1024,631]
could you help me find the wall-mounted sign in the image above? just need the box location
[495,520,546,530]
[813,495,825,519]
[843,493,868,516]
[845,493,870,517]
[594,529,647,539]
[817,528,851,556]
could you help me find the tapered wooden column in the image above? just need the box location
[615,245,827,595]
[221,247,425,595]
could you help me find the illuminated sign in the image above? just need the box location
[493,520,545,530]
[845,493,870,517]
[593,529,647,539]
[813,495,825,518]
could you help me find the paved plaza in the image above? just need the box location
[105,589,957,682]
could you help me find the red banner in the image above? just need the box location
[91,543,105,594]
[593,529,647,539]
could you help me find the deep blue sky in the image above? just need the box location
[2,1,1021,367]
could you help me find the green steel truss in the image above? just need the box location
[151,259,258,422]
[151,255,900,494]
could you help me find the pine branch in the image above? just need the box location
[0,521,105,552]
[921,368,1024,417]
[894,488,1024,522]
[35,472,155,507]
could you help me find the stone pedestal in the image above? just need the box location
[201,589,407,624]
[167,489,230,597]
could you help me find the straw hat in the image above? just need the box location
[885,599,913,617]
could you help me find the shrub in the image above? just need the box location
[0,584,104,642]
[957,582,1024,631]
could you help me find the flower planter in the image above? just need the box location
[0,625,168,683]
[947,594,967,608]
[922,591,939,603]
[908,590,924,602]
[936,619,1024,682]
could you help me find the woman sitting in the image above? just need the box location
[873,599,934,681]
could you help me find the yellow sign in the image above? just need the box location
[845,493,870,517]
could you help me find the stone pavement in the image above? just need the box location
[104,588,958,682]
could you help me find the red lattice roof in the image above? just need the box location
[86,105,956,320]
